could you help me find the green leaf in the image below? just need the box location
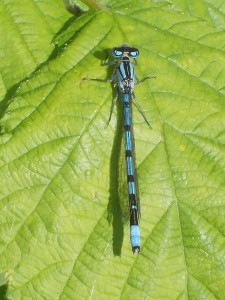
[1,0,225,299]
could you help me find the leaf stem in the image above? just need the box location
[81,0,106,10]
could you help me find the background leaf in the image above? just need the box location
[1,0,225,299]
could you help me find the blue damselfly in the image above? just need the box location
[85,45,151,253]
[107,45,150,253]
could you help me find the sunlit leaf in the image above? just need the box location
[1,0,225,299]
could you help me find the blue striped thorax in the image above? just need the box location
[111,45,139,95]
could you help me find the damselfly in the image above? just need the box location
[106,45,150,254]
[85,45,151,253]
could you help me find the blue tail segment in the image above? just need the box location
[130,225,141,252]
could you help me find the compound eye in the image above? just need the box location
[112,48,123,57]
[129,48,139,57]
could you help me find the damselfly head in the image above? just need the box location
[112,45,140,58]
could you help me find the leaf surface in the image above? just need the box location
[1,0,225,299]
